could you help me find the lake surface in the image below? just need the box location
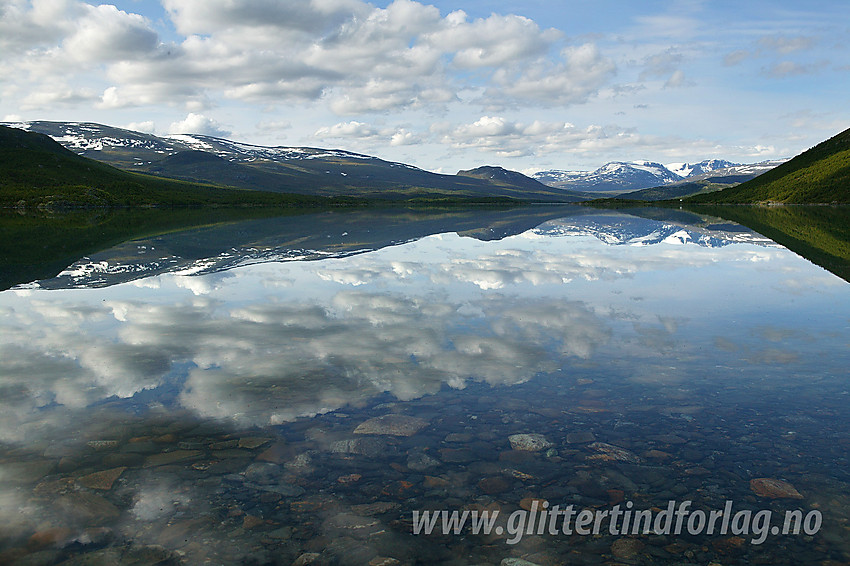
[1,208,849,565]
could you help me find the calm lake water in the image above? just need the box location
[1,208,849,565]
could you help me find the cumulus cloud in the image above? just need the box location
[126,120,155,133]
[0,0,614,116]
[489,43,615,105]
[426,10,560,69]
[441,117,641,158]
[161,0,367,36]
[168,113,231,137]
[314,120,425,147]
[63,3,157,62]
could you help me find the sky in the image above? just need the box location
[1,0,848,174]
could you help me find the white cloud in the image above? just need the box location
[664,69,692,88]
[1,0,619,120]
[425,11,560,69]
[757,35,816,55]
[168,113,231,137]
[315,120,380,140]
[0,0,846,170]
[161,0,367,36]
[125,120,156,134]
[314,120,425,148]
[489,43,615,105]
[63,4,157,62]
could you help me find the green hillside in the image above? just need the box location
[0,126,343,208]
[687,127,850,204]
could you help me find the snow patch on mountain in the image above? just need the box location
[667,159,740,178]
[533,161,682,194]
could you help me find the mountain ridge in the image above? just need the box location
[0,125,326,208]
[2,121,584,203]
[529,159,773,195]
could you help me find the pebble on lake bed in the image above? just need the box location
[749,477,803,499]
[76,467,126,490]
[354,414,428,436]
[508,433,553,451]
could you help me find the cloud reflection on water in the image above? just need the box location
[0,225,845,442]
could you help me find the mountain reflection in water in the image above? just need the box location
[0,209,848,565]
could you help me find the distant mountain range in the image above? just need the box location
[532,158,786,197]
[1,121,584,203]
[2,120,791,204]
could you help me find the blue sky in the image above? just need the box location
[1,0,848,173]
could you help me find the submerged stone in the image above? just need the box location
[565,431,596,444]
[508,433,553,452]
[55,492,120,525]
[76,467,126,490]
[354,414,428,436]
[238,437,271,449]
[143,449,203,468]
[330,437,386,457]
[586,442,642,464]
[293,553,321,566]
[406,451,440,471]
[749,477,803,499]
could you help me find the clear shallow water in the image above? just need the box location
[1,210,849,565]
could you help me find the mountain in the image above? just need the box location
[2,121,585,202]
[687,127,850,204]
[619,160,786,201]
[457,166,585,201]
[533,161,682,194]
[666,159,739,178]
[0,125,327,208]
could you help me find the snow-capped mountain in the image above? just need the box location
[1,121,582,201]
[666,159,739,178]
[533,157,786,196]
[533,161,683,194]
[3,121,389,167]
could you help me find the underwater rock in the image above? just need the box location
[238,437,272,449]
[76,467,126,491]
[293,553,321,566]
[749,478,803,499]
[406,451,440,471]
[565,432,596,444]
[508,434,553,452]
[330,438,386,457]
[354,415,428,437]
[143,450,203,468]
[586,442,642,464]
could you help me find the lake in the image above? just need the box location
[1,206,848,565]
